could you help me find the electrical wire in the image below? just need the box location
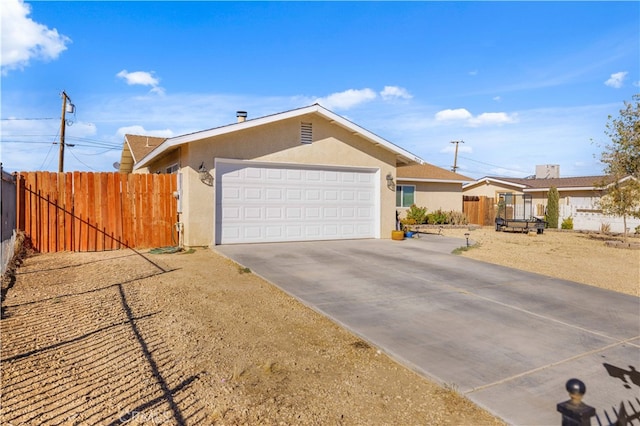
[37,128,61,170]
[0,118,57,121]
[458,155,528,176]
[66,147,98,171]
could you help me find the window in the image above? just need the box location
[396,185,415,207]
[166,163,179,174]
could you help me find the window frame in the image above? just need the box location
[396,184,416,208]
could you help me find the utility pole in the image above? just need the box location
[58,91,74,172]
[450,140,464,172]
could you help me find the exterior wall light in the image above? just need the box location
[386,172,395,190]
[198,162,214,186]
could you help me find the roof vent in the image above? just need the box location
[236,111,247,123]
[301,122,312,144]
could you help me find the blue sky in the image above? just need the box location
[1,1,638,179]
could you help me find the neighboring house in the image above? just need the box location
[396,163,473,215]
[118,135,167,174]
[119,104,425,246]
[463,172,639,233]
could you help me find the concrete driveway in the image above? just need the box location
[216,235,640,425]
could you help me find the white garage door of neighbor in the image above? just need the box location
[215,161,379,244]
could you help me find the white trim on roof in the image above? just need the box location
[133,104,424,170]
[463,177,528,190]
[123,135,136,163]
[521,175,636,192]
[522,186,604,193]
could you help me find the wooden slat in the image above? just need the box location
[85,173,95,251]
[46,172,55,253]
[122,174,134,248]
[64,173,73,251]
[96,173,106,251]
[79,172,89,252]
[106,173,116,250]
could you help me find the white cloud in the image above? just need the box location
[116,125,174,139]
[1,0,71,75]
[468,70,478,76]
[434,108,517,127]
[435,108,473,121]
[440,143,473,154]
[315,88,377,110]
[380,86,412,101]
[604,71,627,88]
[116,70,165,95]
[468,112,518,127]
[493,96,502,102]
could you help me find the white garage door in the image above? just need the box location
[215,160,379,244]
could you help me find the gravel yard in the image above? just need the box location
[1,227,637,425]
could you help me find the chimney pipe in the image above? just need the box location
[236,111,247,123]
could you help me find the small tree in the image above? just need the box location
[599,95,640,240]
[546,187,559,229]
[598,179,640,239]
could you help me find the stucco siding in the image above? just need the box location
[147,115,398,246]
[399,181,463,213]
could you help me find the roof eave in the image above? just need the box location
[523,186,604,192]
[398,178,471,184]
[133,104,424,170]
[463,177,528,190]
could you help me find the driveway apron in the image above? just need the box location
[216,236,640,425]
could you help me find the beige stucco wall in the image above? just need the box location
[145,114,399,246]
[397,181,464,217]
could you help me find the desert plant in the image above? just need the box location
[400,217,417,231]
[405,204,428,224]
[427,209,448,225]
[636,225,640,234]
[600,222,611,234]
[561,216,574,230]
[447,211,468,225]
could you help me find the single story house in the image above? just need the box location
[463,171,639,233]
[396,163,473,215]
[119,104,426,246]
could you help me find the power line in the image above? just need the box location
[1,117,57,121]
[458,155,528,176]
[67,147,98,171]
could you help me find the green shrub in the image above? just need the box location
[405,204,428,224]
[635,225,640,234]
[561,216,574,230]
[426,209,467,225]
[546,187,559,228]
[427,209,448,224]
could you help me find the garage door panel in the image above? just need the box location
[216,161,377,244]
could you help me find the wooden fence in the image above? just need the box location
[16,172,177,253]
[463,196,496,226]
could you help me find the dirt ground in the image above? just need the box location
[1,228,638,425]
[438,227,639,297]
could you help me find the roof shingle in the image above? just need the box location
[397,163,473,182]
